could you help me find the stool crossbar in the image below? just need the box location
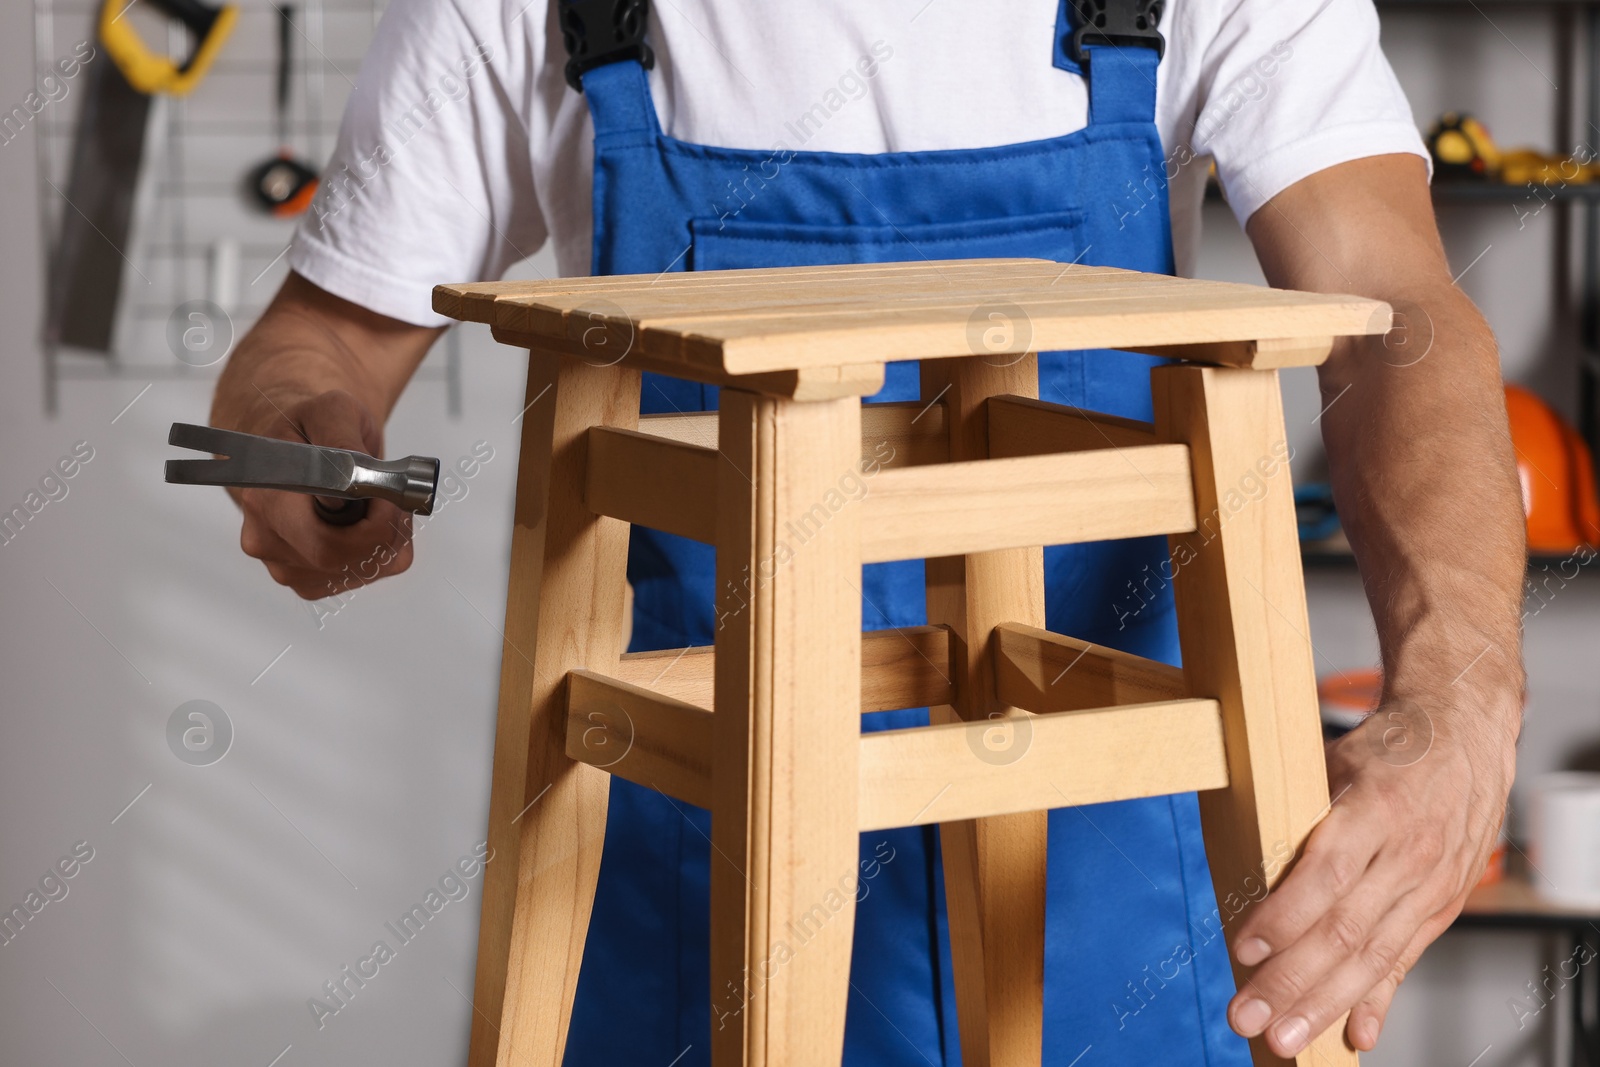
[434,259,1391,1067]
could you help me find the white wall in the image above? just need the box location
[1,4,544,1063]
[0,3,1595,1067]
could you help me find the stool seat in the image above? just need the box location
[435,259,1390,1067]
[435,257,1385,397]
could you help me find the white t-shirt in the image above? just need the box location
[289,0,1427,328]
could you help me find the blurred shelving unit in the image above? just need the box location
[1216,0,1600,571]
[1391,0,1600,450]
[32,0,463,415]
[1294,9,1600,1060]
[1301,545,1600,572]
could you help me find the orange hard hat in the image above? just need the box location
[1505,384,1600,552]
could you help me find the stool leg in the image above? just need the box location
[1152,364,1358,1067]
[468,354,640,1067]
[921,357,1047,1067]
[710,389,863,1067]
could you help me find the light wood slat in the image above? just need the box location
[1132,335,1336,369]
[608,625,955,716]
[468,358,637,1067]
[566,672,1226,835]
[860,399,950,467]
[439,260,1390,382]
[1153,364,1355,1067]
[516,287,1356,375]
[585,426,718,542]
[919,354,1048,1067]
[987,394,1156,457]
[711,391,863,1067]
[432,279,557,324]
[638,399,949,468]
[991,622,1186,714]
[697,301,1377,375]
[611,644,716,708]
[510,278,1184,336]
[859,446,1197,563]
[636,412,721,450]
[481,270,1225,330]
[861,625,955,711]
[435,258,1064,317]
[489,326,885,401]
[566,673,1222,836]
[857,698,1230,832]
[566,669,713,810]
[441,261,1093,330]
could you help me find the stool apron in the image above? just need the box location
[563,18,1251,1067]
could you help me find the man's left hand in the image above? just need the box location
[1226,691,1519,1055]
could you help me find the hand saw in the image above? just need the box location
[44,0,238,354]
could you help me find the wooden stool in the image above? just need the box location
[434,259,1389,1067]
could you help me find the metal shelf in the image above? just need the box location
[1302,547,1600,572]
[1433,181,1600,203]
[1207,179,1600,206]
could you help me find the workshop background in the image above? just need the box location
[0,2,1595,1066]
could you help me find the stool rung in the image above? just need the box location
[586,426,718,543]
[607,625,956,715]
[611,643,717,708]
[988,394,1157,457]
[584,405,949,544]
[992,622,1187,713]
[638,400,950,468]
[567,673,1228,832]
[857,699,1229,832]
[567,668,713,809]
[587,414,1193,558]
[860,446,1197,563]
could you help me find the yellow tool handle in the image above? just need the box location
[99,0,238,96]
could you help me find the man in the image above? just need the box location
[211,0,1526,1063]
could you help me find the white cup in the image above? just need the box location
[1530,772,1600,910]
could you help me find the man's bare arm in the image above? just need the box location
[1222,153,1525,1056]
[212,271,444,598]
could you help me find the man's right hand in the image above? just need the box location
[235,389,418,600]
[211,272,445,601]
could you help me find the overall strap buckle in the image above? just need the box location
[1068,0,1165,64]
[558,0,654,92]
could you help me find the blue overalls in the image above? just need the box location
[563,7,1251,1065]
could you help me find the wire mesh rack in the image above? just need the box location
[33,0,463,415]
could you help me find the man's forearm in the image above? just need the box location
[1246,154,1526,732]
[1319,281,1527,726]
[212,272,440,439]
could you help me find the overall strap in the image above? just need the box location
[556,0,659,138]
[1083,45,1161,125]
[1056,0,1165,125]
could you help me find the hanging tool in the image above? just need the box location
[164,423,439,525]
[1427,111,1598,186]
[100,0,237,95]
[45,0,238,354]
[1425,112,1500,181]
[247,4,319,217]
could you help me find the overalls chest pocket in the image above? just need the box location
[688,211,1090,406]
